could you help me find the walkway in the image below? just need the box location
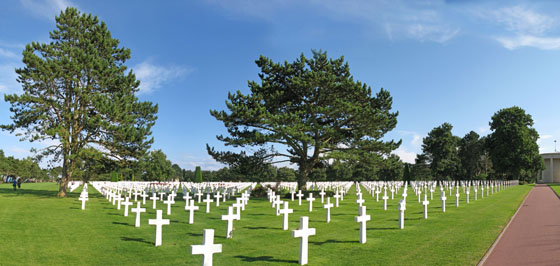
[482,184,560,266]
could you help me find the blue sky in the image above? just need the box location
[1,0,560,170]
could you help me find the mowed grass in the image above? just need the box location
[0,182,531,266]
[547,184,560,197]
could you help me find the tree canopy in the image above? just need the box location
[1,8,158,196]
[208,50,400,189]
[487,106,543,181]
[420,122,460,180]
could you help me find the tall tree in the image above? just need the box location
[208,50,400,189]
[140,150,173,181]
[487,106,544,181]
[1,8,158,196]
[458,131,483,179]
[421,123,460,180]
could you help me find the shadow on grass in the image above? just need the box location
[186,232,203,237]
[366,227,398,231]
[234,255,298,264]
[244,226,275,230]
[310,239,356,246]
[0,188,57,198]
[170,220,189,225]
[121,236,153,246]
[113,221,132,227]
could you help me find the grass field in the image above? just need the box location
[547,184,560,197]
[0,182,531,265]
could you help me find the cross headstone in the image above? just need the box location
[323,197,333,223]
[79,194,88,210]
[279,202,294,230]
[290,191,295,201]
[221,206,236,239]
[441,192,447,213]
[148,210,170,247]
[466,188,470,204]
[141,191,148,205]
[422,194,429,219]
[185,199,199,224]
[296,190,304,206]
[319,190,326,203]
[306,193,315,212]
[150,193,158,209]
[274,195,284,216]
[196,191,203,203]
[122,197,133,216]
[292,216,316,265]
[382,191,389,211]
[355,206,371,244]
[455,188,460,207]
[214,192,222,207]
[191,229,222,266]
[333,192,341,208]
[116,194,123,210]
[164,195,175,215]
[131,201,146,227]
[398,199,406,229]
[203,194,214,213]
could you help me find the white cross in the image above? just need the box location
[274,195,284,216]
[141,191,148,205]
[422,194,429,219]
[214,192,222,207]
[159,192,166,202]
[233,199,243,220]
[221,206,237,239]
[164,195,175,215]
[333,192,341,207]
[116,194,123,210]
[441,192,447,213]
[185,200,199,224]
[324,197,333,223]
[398,199,406,229]
[306,193,315,212]
[279,202,293,230]
[79,194,88,210]
[466,189,470,204]
[122,197,133,216]
[148,210,170,247]
[150,193,158,209]
[292,216,316,265]
[355,206,371,244]
[356,193,365,210]
[382,191,389,211]
[184,193,192,210]
[375,189,381,202]
[319,190,326,203]
[455,188,460,207]
[203,194,214,213]
[296,190,304,206]
[290,191,295,201]
[191,229,222,266]
[196,191,203,203]
[131,201,146,227]
[133,190,140,202]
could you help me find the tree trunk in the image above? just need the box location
[57,177,68,197]
[297,163,313,191]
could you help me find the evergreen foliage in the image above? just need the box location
[195,166,202,183]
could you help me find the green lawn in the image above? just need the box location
[547,184,560,197]
[0,182,530,265]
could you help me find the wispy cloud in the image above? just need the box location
[474,5,560,50]
[477,125,490,135]
[20,0,75,20]
[133,61,192,95]
[0,63,21,93]
[175,153,225,171]
[393,147,417,164]
[208,0,460,44]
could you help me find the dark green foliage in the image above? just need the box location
[458,131,484,179]
[420,123,461,180]
[1,8,158,196]
[140,150,174,181]
[0,149,48,182]
[208,50,400,189]
[487,106,544,181]
[412,153,432,180]
[111,172,117,182]
[249,184,269,198]
[195,166,202,183]
[377,154,404,181]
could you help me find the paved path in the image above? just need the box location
[482,184,560,266]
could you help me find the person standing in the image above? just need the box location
[13,178,17,191]
[17,177,22,191]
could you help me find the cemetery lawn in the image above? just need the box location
[0,183,530,266]
[548,183,560,197]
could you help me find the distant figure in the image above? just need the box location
[17,178,22,191]
[13,179,17,191]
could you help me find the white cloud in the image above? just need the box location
[393,147,416,164]
[0,63,21,93]
[540,134,554,140]
[175,153,225,171]
[477,125,490,135]
[9,146,31,156]
[406,24,460,43]
[474,5,560,50]
[133,61,191,94]
[20,0,75,20]
[0,48,18,59]
[411,134,423,147]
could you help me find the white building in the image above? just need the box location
[540,153,560,183]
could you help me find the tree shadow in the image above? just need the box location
[367,227,398,231]
[107,213,121,216]
[310,239,356,246]
[244,226,274,230]
[170,220,189,225]
[0,188,57,198]
[234,255,298,264]
[186,232,203,237]
[120,236,153,246]
[113,221,132,227]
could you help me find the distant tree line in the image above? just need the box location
[0,149,49,182]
